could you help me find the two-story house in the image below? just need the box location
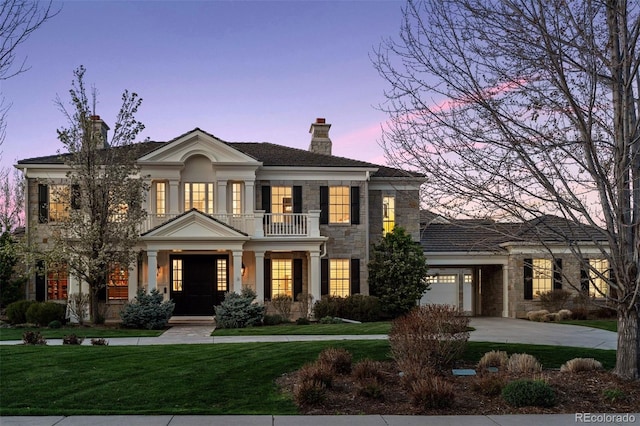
[16,118,424,319]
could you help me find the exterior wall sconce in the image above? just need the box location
[241,263,246,277]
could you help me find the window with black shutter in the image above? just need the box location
[523,258,533,300]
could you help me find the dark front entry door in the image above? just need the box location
[170,255,228,316]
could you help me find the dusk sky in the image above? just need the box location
[1,0,408,170]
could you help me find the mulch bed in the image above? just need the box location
[277,361,640,415]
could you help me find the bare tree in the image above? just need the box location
[51,66,147,322]
[0,165,24,233]
[373,0,640,379]
[0,0,57,147]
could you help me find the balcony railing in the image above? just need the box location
[140,210,321,238]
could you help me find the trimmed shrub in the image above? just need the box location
[296,317,311,325]
[409,376,455,409]
[6,300,36,324]
[26,302,66,326]
[318,316,342,324]
[48,320,62,329]
[502,379,555,407]
[214,287,265,329]
[313,296,342,319]
[263,314,287,326]
[317,347,352,375]
[22,330,46,345]
[538,289,572,312]
[62,334,84,345]
[506,353,543,374]
[91,338,109,346]
[312,295,384,322]
[120,289,175,330]
[571,307,589,320]
[560,358,603,373]
[477,350,508,370]
[389,305,469,373]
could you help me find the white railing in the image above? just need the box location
[263,213,308,236]
[140,210,321,238]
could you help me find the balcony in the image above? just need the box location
[140,210,321,238]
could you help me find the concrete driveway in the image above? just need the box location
[469,317,617,350]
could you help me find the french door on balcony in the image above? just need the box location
[170,254,228,316]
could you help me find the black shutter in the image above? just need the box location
[35,260,46,302]
[321,258,329,296]
[264,258,271,301]
[350,259,360,295]
[523,258,533,300]
[38,184,48,223]
[580,261,589,293]
[553,258,563,290]
[261,186,271,213]
[71,184,81,210]
[350,186,360,225]
[319,186,328,224]
[293,259,303,300]
[262,186,271,226]
[293,186,302,214]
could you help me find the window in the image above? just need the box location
[231,182,242,215]
[156,182,166,216]
[271,186,292,222]
[172,259,183,292]
[271,259,292,297]
[329,186,350,223]
[426,274,457,285]
[108,264,129,300]
[185,183,214,213]
[217,258,228,292]
[49,185,70,222]
[532,258,553,296]
[47,263,68,300]
[329,259,350,297]
[382,196,395,235]
[588,259,609,297]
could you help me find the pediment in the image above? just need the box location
[142,209,248,239]
[138,129,259,164]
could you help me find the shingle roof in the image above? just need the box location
[17,128,423,179]
[420,214,607,252]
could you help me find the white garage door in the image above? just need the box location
[420,274,458,307]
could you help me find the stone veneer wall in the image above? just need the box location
[368,189,421,245]
[508,253,600,318]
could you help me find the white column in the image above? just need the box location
[244,181,255,214]
[232,250,243,293]
[217,180,228,215]
[309,250,321,310]
[147,250,157,292]
[308,210,321,237]
[254,210,265,237]
[169,180,179,215]
[128,260,138,300]
[502,264,509,317]
[255,251,265,302]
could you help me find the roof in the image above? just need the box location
[420,214,607,253]
[17,128,423,179]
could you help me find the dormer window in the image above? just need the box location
[185,183,214,214]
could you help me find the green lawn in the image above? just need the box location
[0,340,616,415]
[212,321,391,336]
[0,326,164,341]
[558,319,618,332]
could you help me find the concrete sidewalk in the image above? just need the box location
[0,317,619,349]
[2,414,639,426]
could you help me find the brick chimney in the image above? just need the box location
[308,118,332,156]
[90,115,110,149]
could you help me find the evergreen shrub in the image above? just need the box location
[120,289,175,330]
[214,287,265,328]
[502,379,555,407]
